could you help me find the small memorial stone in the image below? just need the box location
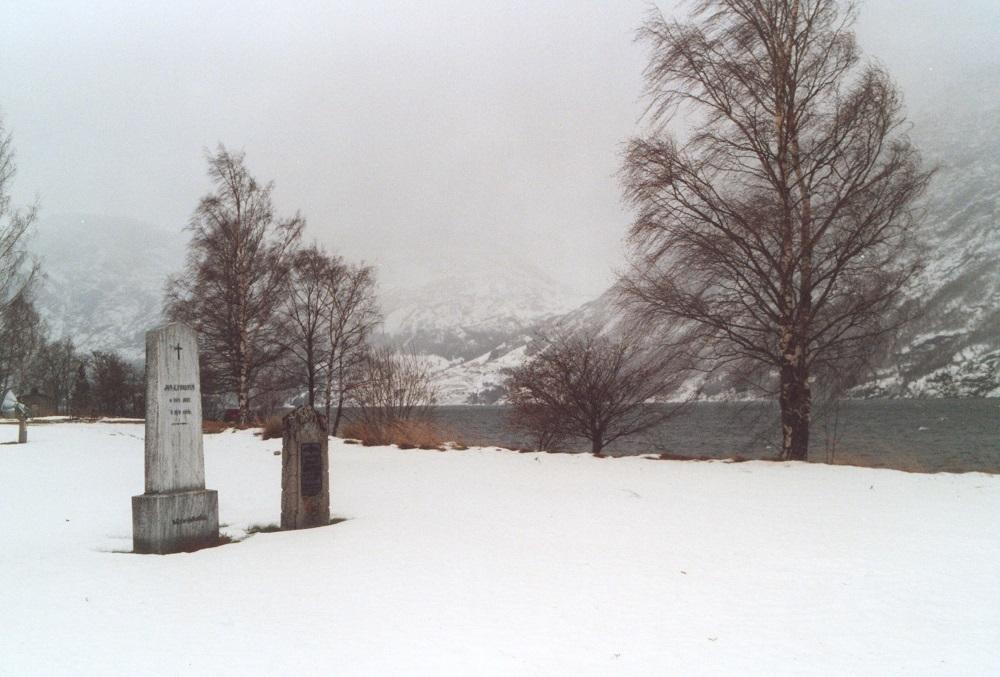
[131,322,219,554]
[281,406,330,530]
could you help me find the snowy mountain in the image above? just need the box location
[433,97,1000,402]
[31,214,184,360]
[25,88,1000,401]
[380,256,589,361]
[857,101,1000,397]
[426,287,625,404]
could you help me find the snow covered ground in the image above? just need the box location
[2,422,999,675]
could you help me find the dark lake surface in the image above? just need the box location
[430,399,1000,474]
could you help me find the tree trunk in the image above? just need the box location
[238,364,251,425]
[333,390,346,437]
[306,342,316,407]
[591,435,604,455]
[322,363,332,423]
[779,359,811,461]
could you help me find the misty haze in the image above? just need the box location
[1,1,998,674]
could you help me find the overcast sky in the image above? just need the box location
[1,1,998,297]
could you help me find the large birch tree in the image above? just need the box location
[621,0,931,460]
[166,146,303,424]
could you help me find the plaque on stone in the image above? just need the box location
[131,322,220,554]
[300,443,323,497]
[281,406,330,530]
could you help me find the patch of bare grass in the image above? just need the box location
[203,420,229,434]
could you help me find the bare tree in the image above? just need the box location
[279,245,335,407]
[349,346,438,442]
[323,261,379,435]
[504,329,688,455]
[166,146,304,424]
[621,0,932,460]
[505,395,567,453]
[90,350,142,417]
[0,119,38,315]
[0,118,42,398]
[70,361,91,417]
[0,296,46,396]
[28,337,83,414]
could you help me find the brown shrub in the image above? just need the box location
[203,420,229,434]
[261,415,284,440]
[341,419,446,450]
[340,420,383,446]
[395,420,447,450]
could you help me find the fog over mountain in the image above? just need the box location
[6,2,1000,402]
[31,215,183,361]
[427,85,1000,402]
[3,1,998,300]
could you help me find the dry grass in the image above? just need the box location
[341,419,449,450]
[260,415,284,440]
[202,420,230,434]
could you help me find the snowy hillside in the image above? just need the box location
[381,256,588,361]
[428,289,624,403]
[31,214,185,360]
[3,422,1000,674]
[25,95,999,401]
[434,100,1000,403]
[861,101,1000,397]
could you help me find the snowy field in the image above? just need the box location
[2,422,999,676]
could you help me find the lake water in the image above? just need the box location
[430,399,1000,474]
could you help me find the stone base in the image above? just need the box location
[280,499,331,531]
[132,489,219,554]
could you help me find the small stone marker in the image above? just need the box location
[132,322,219,554]
[281,406,330,530]
[16,409,26,444]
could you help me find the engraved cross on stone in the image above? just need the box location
[172,343,183,360]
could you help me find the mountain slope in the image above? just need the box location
[31,214,184,360]
[858,100,1000,397]
[26,91,1000,401]
[381,256,588,361]
[428,287,624,404]
[434,100,1000,402]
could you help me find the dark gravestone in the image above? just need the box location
[281,406,330,530]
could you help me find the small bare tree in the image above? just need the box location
[166,145,303,424]
[28,337,83,414]
[349,346,438,443]
[504,329,688,455]
[0,296,46,397]
[90,350,142,417]
[621,0,932,460]
[323,261,380,435]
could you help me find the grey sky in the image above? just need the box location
[1,1,998,297]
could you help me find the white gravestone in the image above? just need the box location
[132,322,219,554]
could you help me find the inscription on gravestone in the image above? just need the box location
[300,443,323,497]
[131,322,220,554]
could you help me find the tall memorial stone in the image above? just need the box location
[132,322,219,554]
[281,406,330,530]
